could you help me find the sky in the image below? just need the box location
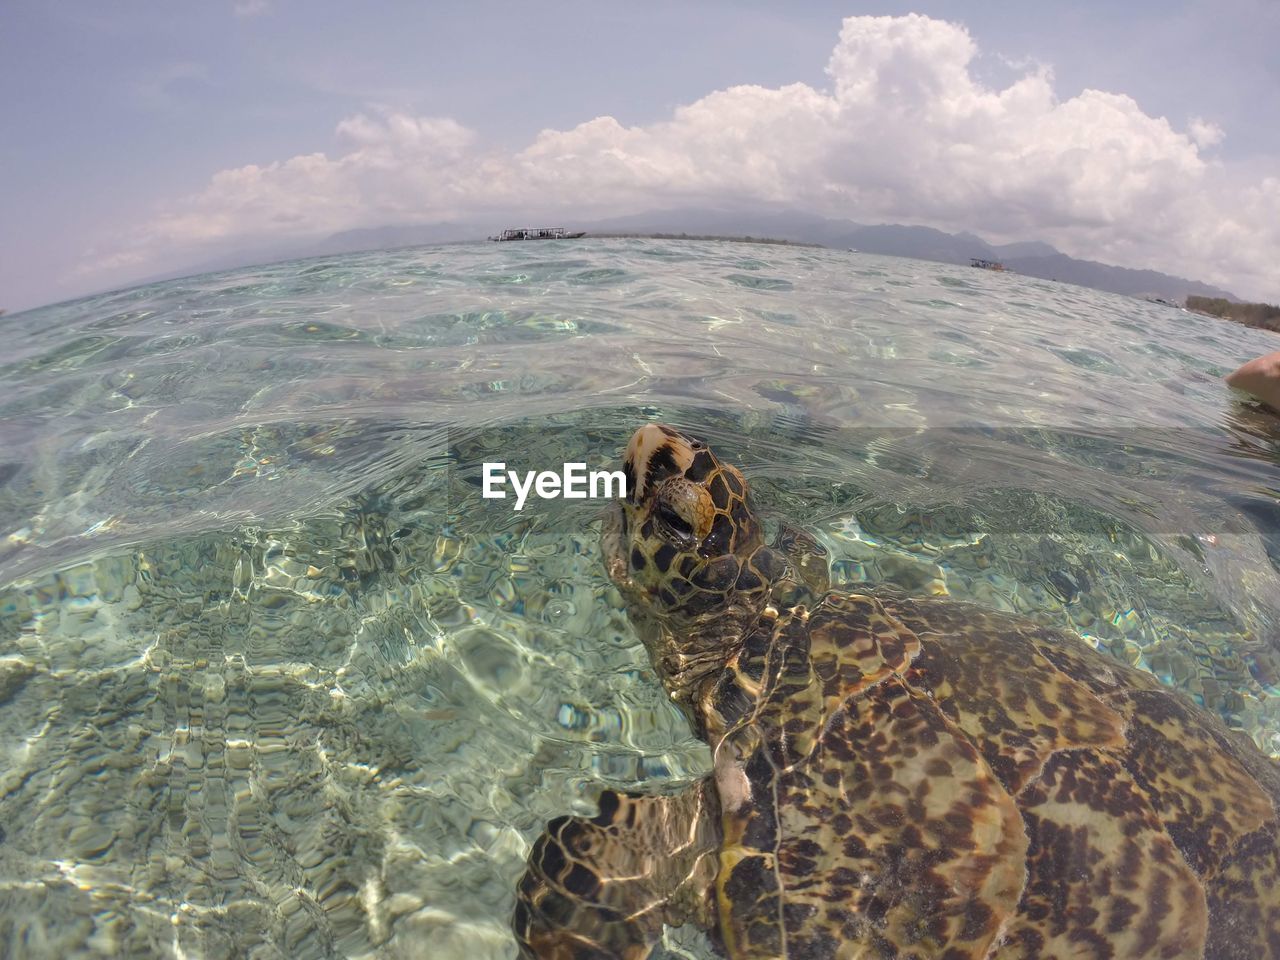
[3,0,1279,312]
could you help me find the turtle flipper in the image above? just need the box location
[514,783,721,960]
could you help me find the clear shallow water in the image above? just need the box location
[1,238,1279,958]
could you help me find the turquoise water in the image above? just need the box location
[1,238,1279,958]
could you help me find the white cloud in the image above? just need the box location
[86,14,1280,301]
[232,0,269,18]
[1188,116,1225,149]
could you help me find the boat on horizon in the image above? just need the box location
[489,227,586,241]
[969,257,1007,271]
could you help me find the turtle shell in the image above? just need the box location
[708,592,1280,959]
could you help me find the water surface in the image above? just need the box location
[1,239,1279,957]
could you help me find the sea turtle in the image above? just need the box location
[514,424,1280,959]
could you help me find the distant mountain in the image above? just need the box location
[577,211,1237,302]
[829,223,980,263]
[132,207,1236,305]
[129,222,481,289]
[996,253,1235,301]
[310,221,480,255]
[992,240,1059,258]
[580,207,857,245]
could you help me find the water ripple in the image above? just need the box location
[1,239,1279,958]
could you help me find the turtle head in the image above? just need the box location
[602,424,782,631]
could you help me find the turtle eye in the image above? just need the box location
[654,502,695,542]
